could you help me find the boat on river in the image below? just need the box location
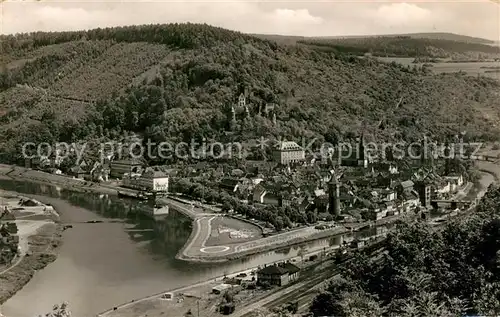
[117,190,150,200]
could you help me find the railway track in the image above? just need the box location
[253,212,476,315]
[238,245,387,317]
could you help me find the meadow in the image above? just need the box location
[377,57,500,80]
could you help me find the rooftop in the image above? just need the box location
[258,264,289,275]
[275,141,303,151]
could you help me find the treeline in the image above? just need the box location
[0,23,276,57]
[299,36,500,58]
[310,184,500,316]
[1,24,500,163]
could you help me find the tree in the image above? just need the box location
[273,216,284,232]
[39,302,71,317]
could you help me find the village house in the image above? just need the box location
[69,166,86,179]
[370,188,397,202]
[137,169,169,193]
[244,160,277,176]
[436,179,452,196]
[220,178,240,193]
[109,159,144,179]
[272,141,305,165]
[252,184,280,206]
[444,174,464,192]
[397,180,414,196]
[91,163,110,182]
[257,262,300,287]
[400,190,421,212]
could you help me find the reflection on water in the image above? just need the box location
[0,178,386,316]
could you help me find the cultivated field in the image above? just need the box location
[377,57,500,80]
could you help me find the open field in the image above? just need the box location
[377,57,500,80]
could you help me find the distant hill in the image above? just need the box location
[0,24,500,163]
[253,32,500,60]
[317,32,495,44]
[253,32,494,45]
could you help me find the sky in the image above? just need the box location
[1,0,499,41]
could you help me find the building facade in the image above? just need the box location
[123,170,169,193]
[257,262,300,287]
[339,134,368,168]
[136,170,169,193]
[110,159,143,179]
[273,141,305,165]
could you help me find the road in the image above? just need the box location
[0,220,51,275]
[233,169,498,316]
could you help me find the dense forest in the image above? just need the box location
[310,184,500,316]
[297,36,500,59]
[1,24,500,163]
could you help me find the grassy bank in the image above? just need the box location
[0,222,63,304]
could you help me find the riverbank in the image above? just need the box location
[0,191,63,305]
[0,164,420,265]
[102,167,498,317]
[0,165,118,196]
[176,222,349,263]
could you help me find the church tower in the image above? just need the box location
[328,173,341,217]
[420,137,426,165]
[357,132,367,168]
[444,141,451,175]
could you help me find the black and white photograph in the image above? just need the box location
[0,0,500,316]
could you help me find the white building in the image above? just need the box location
[137,169,169,193]
[122,169,169,193]
[272,141,305,165]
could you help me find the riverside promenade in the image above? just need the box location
[0,165,354,263]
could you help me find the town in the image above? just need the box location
[21,91,479,229]
[2,15,500,316]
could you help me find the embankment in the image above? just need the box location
[0,222,63,304]
[0,165,117,195]
[175,225,349,263]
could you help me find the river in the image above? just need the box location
[0,179,384,317]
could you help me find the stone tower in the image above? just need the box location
[420,137,426,165]
[238,93,246,108]
[357,132,367,168]
[231,106,236,122]
[358,132,365,161]
[328,172,341,217]
[230,105,237,130]
[244,105,250,118]
[272,113,277,125]
[444,141,451,175]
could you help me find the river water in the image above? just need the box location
[0,172,494,317]
[0,179,376,317]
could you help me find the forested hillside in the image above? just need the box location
[1,24,500,163]
[298,36,500,60]
[310,185,500,316]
